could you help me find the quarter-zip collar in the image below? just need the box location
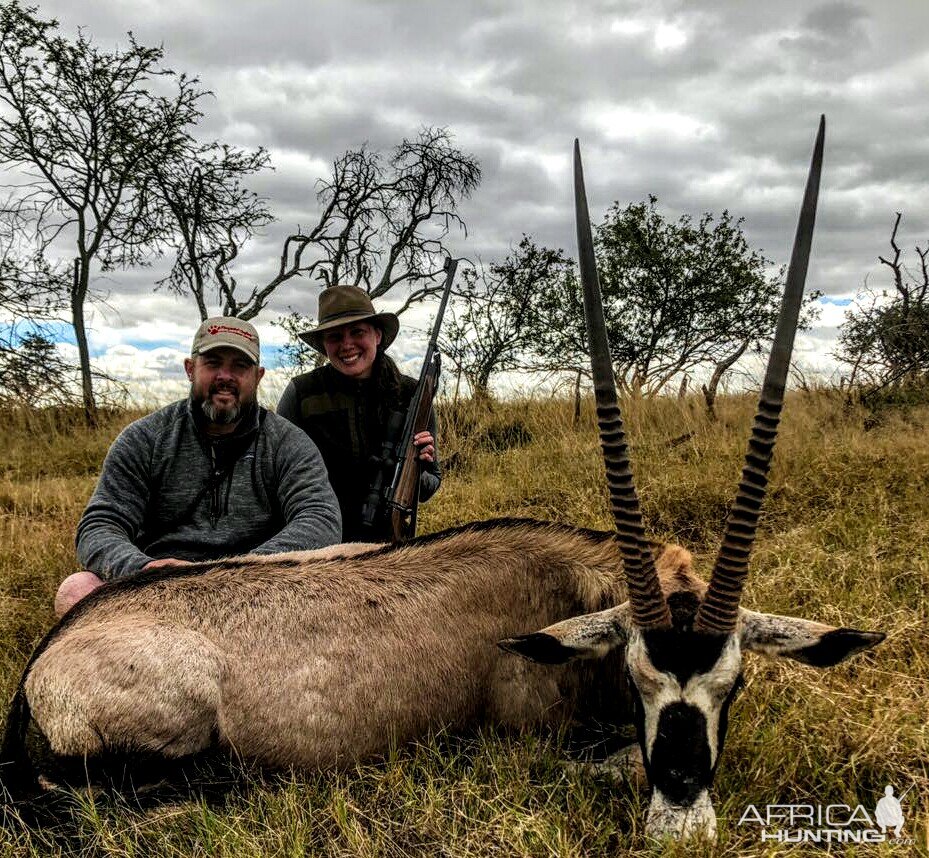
[187,396,263,528]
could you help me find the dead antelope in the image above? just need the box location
[1,117,882,840]
[2,523,633,791]
[499,116,882,837]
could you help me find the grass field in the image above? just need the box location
[0,391,926,856]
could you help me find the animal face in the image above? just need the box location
[626,625,742,836]
[500,582,883,838]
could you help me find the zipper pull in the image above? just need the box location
[210,468,221,528]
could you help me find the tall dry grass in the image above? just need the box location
[0,391,925,856]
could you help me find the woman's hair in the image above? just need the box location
[371,344,404,424]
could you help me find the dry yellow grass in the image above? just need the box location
[0,392,925,856]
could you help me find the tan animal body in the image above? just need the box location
[5,521,631,775]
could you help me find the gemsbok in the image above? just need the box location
[1,116,883,839]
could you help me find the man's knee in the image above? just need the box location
[54,571,105,617]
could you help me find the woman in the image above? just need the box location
[276,285,440,542]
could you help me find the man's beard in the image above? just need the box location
[192,382,256,425]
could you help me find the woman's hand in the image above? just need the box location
[413,430,435,463]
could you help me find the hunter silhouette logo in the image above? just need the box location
[738,783,915,845]
[207,324,256,341]
[875,784,909,838]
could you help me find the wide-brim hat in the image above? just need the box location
[299,285,399,354]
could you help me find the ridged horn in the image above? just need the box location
[695,116,826,634]
[574,139,671,630]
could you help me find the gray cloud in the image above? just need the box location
[14,0,929,388]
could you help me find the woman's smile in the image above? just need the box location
[324,322,383,379]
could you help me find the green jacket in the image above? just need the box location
[277,364,441,541]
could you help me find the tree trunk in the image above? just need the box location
[472,366,492,401]
[573,370,582,427]
[702,339,749,422]
[71,257,97,426]
[453,364,462,409]
[471,380,490,401]
[467,374,495,412]
[700,383,716,422]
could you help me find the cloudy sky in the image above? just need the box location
[15,0,929,402]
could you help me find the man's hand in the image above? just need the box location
[142,558,196,571]
[413,431,435,463]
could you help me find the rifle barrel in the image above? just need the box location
[385,258,460,526]
[427,258,458,351]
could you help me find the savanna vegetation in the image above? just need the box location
[0,7,926,857]
[0,390,925,856]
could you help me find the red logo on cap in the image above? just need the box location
[207,324,256,342]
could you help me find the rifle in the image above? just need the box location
[359,258,458,542]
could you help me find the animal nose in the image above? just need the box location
[646,789,718,840]
[647,702,714,806]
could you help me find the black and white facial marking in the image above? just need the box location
[497,585,884,841]
[606,591,739,837]
[625,623,743,837]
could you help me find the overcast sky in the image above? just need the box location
[16,0,929,402]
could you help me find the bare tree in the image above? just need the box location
[0,2,205,422]
[151,142,272,320]
[315,128,481,308]
[157,127,480,331]
[837,212,929,393]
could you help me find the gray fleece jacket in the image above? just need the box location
[76,399,342,579]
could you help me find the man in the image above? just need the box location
[54,316,342,616]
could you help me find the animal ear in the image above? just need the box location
[739,608,885,667]
[498,604,631,665]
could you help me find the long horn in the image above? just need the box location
[574,139,671,630]
[695,116,826,634]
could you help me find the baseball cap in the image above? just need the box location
[191,316,260,364]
